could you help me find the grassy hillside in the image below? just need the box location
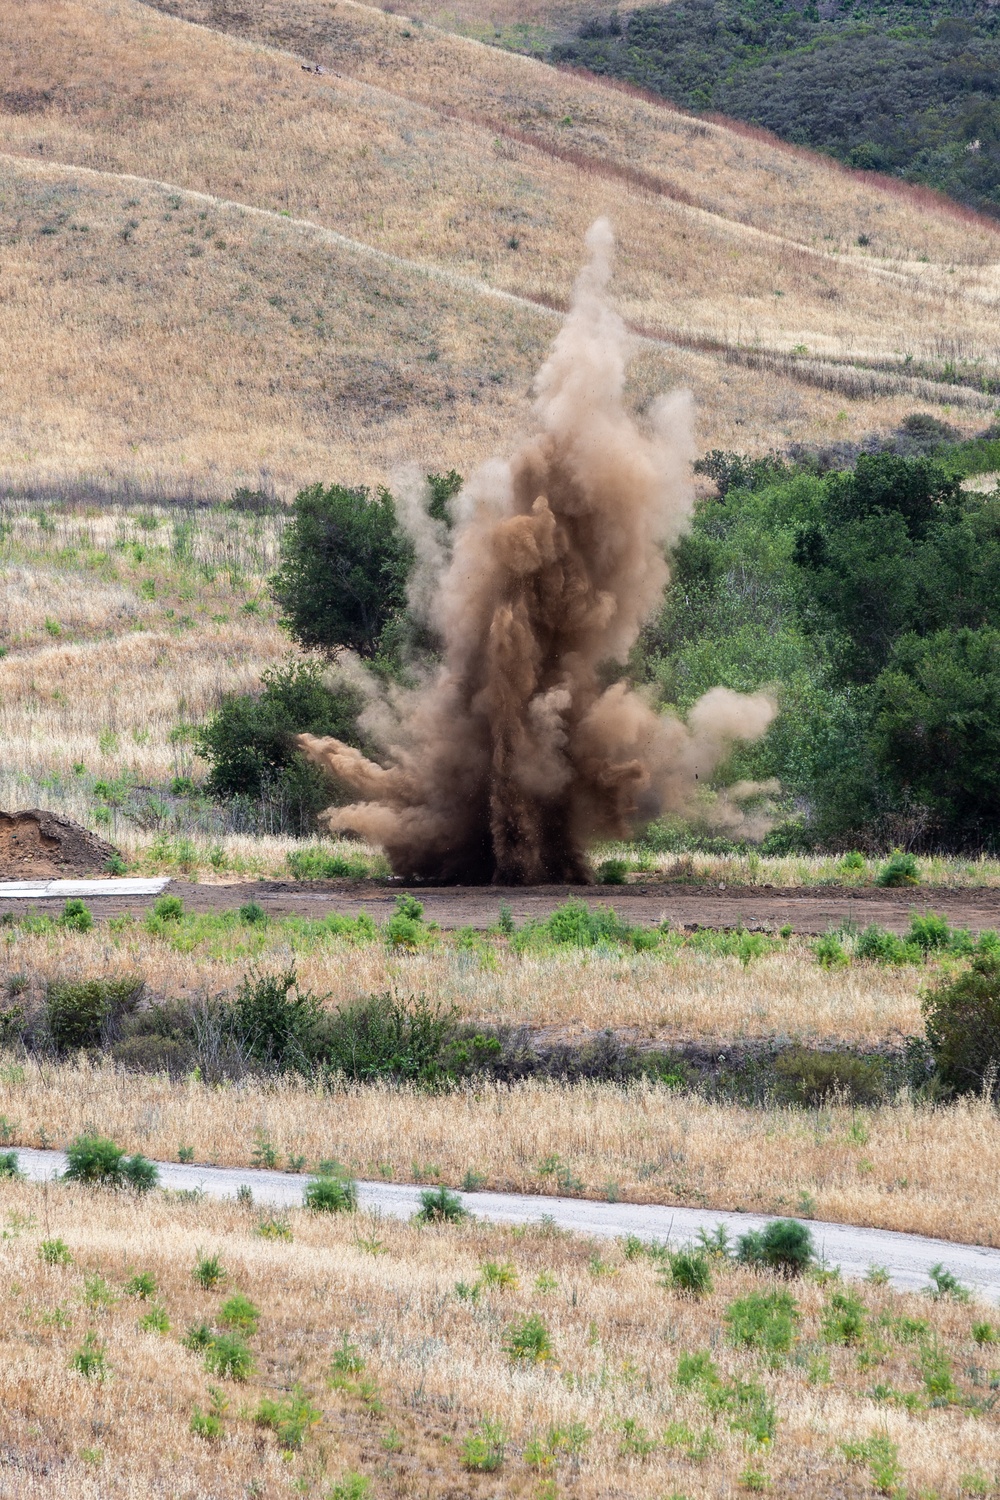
[554,0,1000,217]
[0,0,997,494]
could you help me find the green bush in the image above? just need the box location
[70,1332,108,1380]
[385,892,429,949]
[875,850,920,888]
[287,847,370,880]
[736,1219,814,1276]
[596,857,628,884]
[204,1332,254,1382]
[772,1047,887,1106]
[59,898,93,933]
[304,1171,358,1213]
[195,658,363,833]
[192,1251,226,1289]
[269,483,413,659]
[228,967,324,1074]
[415,1185,467,1224]
[219,1293,260,1334]
[460,1418,506,1472]
[319,990,458,1084]
[254,1388,321,1450]
[46,974,143,1051]
[39,1238,72,1266]
[724,1289,799,1363]
[873,629,1000,839]
[660,1247,713,1298]
[923,952,1000,1094]
[855,924,918,964]
[820,1289,867,1345]
[0,1150,22,1179]
[503,1313,554,1363]
[64,1134,158,1193]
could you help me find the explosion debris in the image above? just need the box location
[299,222,775,883]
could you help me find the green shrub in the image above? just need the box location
[124,1270,156,1298]
[841,1433,904,1493]
[287,847,370,880]
[254,1388,321,1450]
[46,974,143,1051]
[821,1289,867,1345]
[151,894,184,922]
[59,898,93,933]
[70,1332,108,1380]
[725,1290,799,1362]
[304,1172,358,1213]
[219,1293,260,1335]
[503,1313,554,1363]
[855,924,918,964]
[772,1047,886,1106]
[64,1135,158,1192]
[460,1417,506,1472]
[814,932,848,969]
[204,1333,254,1381]
[38,1237,72,1266]
[385,892,429,949]
[415,1185,467,1224]
[326,1473,371,1500]
[875,850,920,887]
[926,1263,970,1303]
[736,1219,814,1276]
[907,911,952,952]
[137,1303,170,1334]
[182,1322,214,1351]
[190,1406,224,1440]
[195,658,363,833]
[270,483,413,659]
[596,858,628,884]
[923,952,1000,1095]
[192,1251,226,1289]
[229,966,324,1074]
[0,1150,22,1180]
[659,1247,713,1299]
[319,989,457,1084]
[238,901,267,925]
[518,899,660,953]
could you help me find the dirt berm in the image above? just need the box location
[0,810,120,877]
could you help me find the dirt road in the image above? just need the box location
[15,1146,1000,1297]
[4,878,1000,934]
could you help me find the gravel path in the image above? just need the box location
[14,1147,1000,1301]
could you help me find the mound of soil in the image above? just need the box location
[0,810,120,878]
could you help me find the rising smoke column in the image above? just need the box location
[299,222,775,883]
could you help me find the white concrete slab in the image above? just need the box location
[0,878,171,898]
[11,1147,1000,1301]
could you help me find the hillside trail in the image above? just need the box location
[5,878,1000,934]
[14,1146,1000,1299]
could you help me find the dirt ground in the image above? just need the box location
[0,810,118,878]
[5,878,1000,933]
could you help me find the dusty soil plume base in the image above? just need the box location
[0,810,118,877]
[300,225,773,883]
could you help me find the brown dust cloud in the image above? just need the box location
[299,222,776,884]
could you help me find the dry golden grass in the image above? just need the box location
[0,0,995,488]
[2,1174,998,1499]
[5,1061,1000,1247]
[0,918,927,1044]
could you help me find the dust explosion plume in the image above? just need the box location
[300,222,775,883]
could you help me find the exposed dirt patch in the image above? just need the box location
[0,810,119,878]
[6,875,1000,932]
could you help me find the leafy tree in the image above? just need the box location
[195,658,362,832]
[270,483,413,658]
[872,627,1000,838]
